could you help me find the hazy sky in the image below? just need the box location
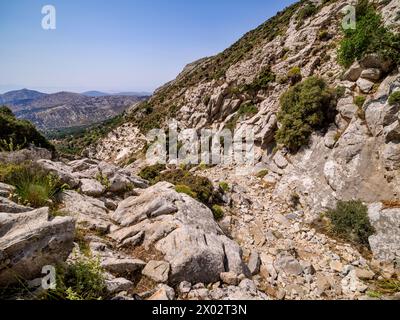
[0,0,297,94]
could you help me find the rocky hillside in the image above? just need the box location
[1,0,400,301]
[87,0,400,299]
[1,89,148,130]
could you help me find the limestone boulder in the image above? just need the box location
[0,208,75,286]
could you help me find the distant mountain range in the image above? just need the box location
[0,89,149,130]
[82,91,152,97]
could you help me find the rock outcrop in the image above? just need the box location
[110,182,249,284]
[0,208,75,286]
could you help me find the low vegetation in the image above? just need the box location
[287,66,302,85]
[139,165,225,218]
[275,77,337,151]
[239,68,276,93]
[155,169,215,206]
[0,106,54,152]
[138,163,166,183]
[225,102,259,131]
[325,200,375,248]
[388,91,400,106]
[50,115,124,156]
[338,0,400,68]
[354,95,366,108]
[0,162,68,208]
[256,169,269,179]
[211,205,224,221]
[46,257,107,300]
[218,181,230,193]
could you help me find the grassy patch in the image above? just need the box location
[354,96,367,108]
[287,66,302,85]
[219,181,230,193]
[256,169,269,179]
[388,91,400,106]
[175,184,197,199]
[211,205,224,221]
[45,257,107,300]
[0,162,68,208]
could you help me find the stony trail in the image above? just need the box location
[199,165,378,300]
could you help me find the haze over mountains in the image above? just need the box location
[0,89,149,131]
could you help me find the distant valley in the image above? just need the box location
[0,88,149,130]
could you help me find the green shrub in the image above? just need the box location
[335,86,346,98]
[219,182,230,193]
[297,2,317,21]
[0,162,67,208]
[95,173,111,189]
[212,205,224,221]
[0,106,54,152]
[256,169,269,179]
[287,66,302,85]
[240,68,276,93]
[47,257,107,300]
[275,77,336,151]
[388,91,400,106]
[338,0,400,68]
[354,96,367,108]
[138,164,166,184]
[318,30,332,41]
[155,169,215,206]
[175,184,197,199]
[326,200,375,247]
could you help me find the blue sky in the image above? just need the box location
[0,0,297,94]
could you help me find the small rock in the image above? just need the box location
[142,260,170,283]
[355,268,375,280]
[0,197,32,213]
[0,183,15,198]
[248,251,261,276]
[273,153,288,169]
[220,272,239,286]
[178,281,192,295]
[360,68,381,81]
[357,78,375,93]
[148,284,175,300]
[316,274,332,294]
[101,258,146,275]
[330,261,344,273]
[80,178,105,197]
[341,270,368,294]
[343,61,363,81]
[105,277,134,294]
[274,253,303,276]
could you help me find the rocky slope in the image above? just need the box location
[85,0,400,299]
[1,0,400,301]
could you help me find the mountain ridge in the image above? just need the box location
[0,89,149,130]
